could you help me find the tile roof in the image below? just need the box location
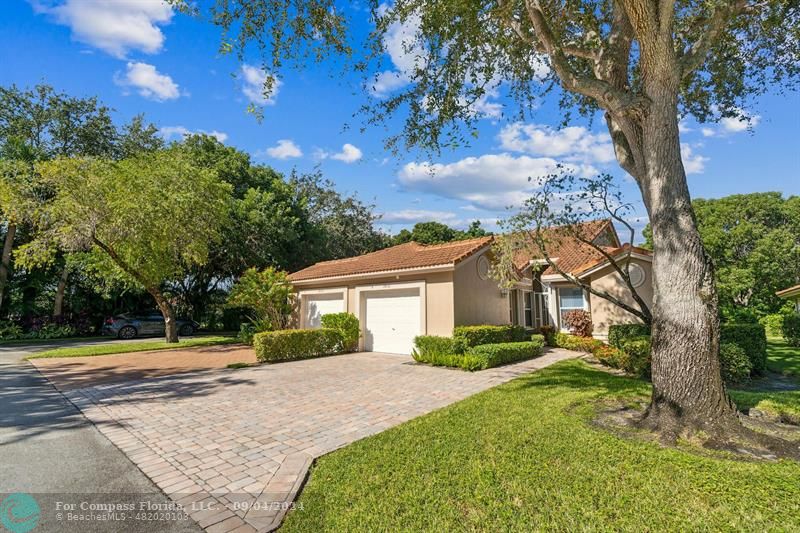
[513,219,652,277]
[288,236,494,282]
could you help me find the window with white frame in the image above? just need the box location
[523,291,533,328]
[558,287,585,330]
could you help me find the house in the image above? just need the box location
[777,284,800,312]
[287,219,653,354]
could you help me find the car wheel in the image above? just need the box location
[179,324,194,336]
[118,326,137,340]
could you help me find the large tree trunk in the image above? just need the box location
[0,223,16,312]
[149,288,179,343]
[53,265,69,318]
[636,68,737,438]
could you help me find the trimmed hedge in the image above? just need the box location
[469,340,543,369]
[321,312,360,352]
[608,323,651,349]
[553,332,605,353]
[619,336,651,378]
[720,323,767,375]
[413,335,459,357]
[719,342,751,385]
[783,314,800,347]
[411,350,487,371]
[412,334,544,371]
[254,328,343,363]
[452,325,527,351]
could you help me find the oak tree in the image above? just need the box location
[189,0,799,445]
[34,150,231,342]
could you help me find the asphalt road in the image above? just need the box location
[0,340,201,533]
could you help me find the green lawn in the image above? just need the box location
[26,335,239,359]
[767,337,800,378]
[283,360,799,532]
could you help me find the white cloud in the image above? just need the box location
[720,113,760,134]
[115,62,180,101]
[240,64,281,105]
[380,209,460,224]
[498,123,616,164]
[32,0,173,58]
[264,139,303,159]
[398,153,596,210]
[159,126,228,143]
[318,143,363,163]
[700,108,761,137]
[369,7,424,97]
[681,143,708,174]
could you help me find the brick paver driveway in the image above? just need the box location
[36,349,577,532]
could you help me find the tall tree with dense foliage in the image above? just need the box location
[393,220,491,245]
[645,192,800,318]
[32,150,231,342]
[0,84,163,318]
[193,0,800,447]
[290,171,387,262]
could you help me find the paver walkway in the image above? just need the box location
[35,348,577,532]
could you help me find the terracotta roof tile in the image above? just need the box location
[513,219,651,277]
[288,236,494,282]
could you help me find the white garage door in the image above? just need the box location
[363,288,421,354]
[304,293,345,328]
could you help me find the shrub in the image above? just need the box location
[468,341,543,369]
[321,312,360,352]
[412,350,487,371]
[593,344,629,369]
[253,328,343,363]
[760,313,786,338]
[538,325,556,346]
[530,334,545,346]
[783,314,800,347]
[553,332,604,353]
[413,335,458,357]
[619,336,652,378]
[719,342,752,385]
[720,323,767,375]
[608,323,651,349]
[227,267,294,330]
[238,323,257,345]
[452,325,527,350]
[413,336,543,371]
[562,309,593,337]
[0,320,23,340]
[721,307,760,324]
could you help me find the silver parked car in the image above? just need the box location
[102,312,199,339]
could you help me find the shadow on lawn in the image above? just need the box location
[505,360,649,396]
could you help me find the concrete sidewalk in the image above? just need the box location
[0,344,200,533]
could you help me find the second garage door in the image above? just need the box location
[304,293,345,328]
[363,288,421,355]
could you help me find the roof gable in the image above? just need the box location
[513,219,651,277]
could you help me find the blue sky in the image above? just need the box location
[2,1,798,241]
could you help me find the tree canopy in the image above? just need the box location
[392,220,490,245]
[645,192,800,318]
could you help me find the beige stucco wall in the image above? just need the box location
[588,258,653,336]
[453,251,511,327]
[294,270,455,337]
